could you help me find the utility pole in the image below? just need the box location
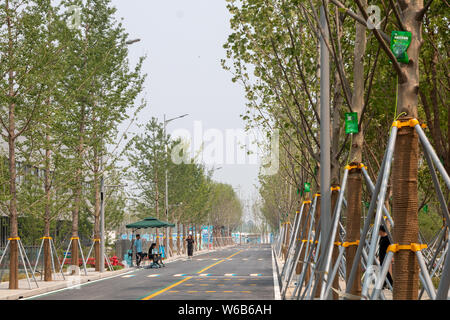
[100,176,105,273]
[163,113,189,256]
[100,37,140,273]
[317,4,332,298]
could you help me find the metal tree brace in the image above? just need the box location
[344,118,449,300]
[60,237,88,276]
[278,118,449,300]
[33,236,65,281]
[85,238,113,272]
[0,237,39,289]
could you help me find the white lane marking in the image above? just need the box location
[271,247,281,300]
[199,274,211,277]
[224,274,236,276]
[258,258,263,261]
[212,258,219,261]
[22,269,137,300]
[147,274,161,278]
[242,258,248,261]
[250,274,262,277]
[174,274,187,277]
[122,274,135,278]
[196,259,204,261]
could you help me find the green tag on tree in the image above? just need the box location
[304,182,311,193]
[423,204,429,213]
[345,112,358,134]
[364,201,370,209]
[390,31,412,63]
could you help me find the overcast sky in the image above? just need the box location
[111,0,261,213]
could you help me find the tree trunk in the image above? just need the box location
[93,149,101,272]
[155,228,159,247]
[314,195,321,298]
[44,130,52,281]
[72,104,85,273]
[7,96,18,289]
[391,1,424,300]
[345,166,362,297]
[296,201,311,280]
[183,224,187,254]
[330,186,340,300]
[177,222,181,255]
[6,0,18,288]
[392,121,420,300]
[345,1,366,297]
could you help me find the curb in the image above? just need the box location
[0,267,133,300]
[1,245,237,300]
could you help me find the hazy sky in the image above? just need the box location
[110,0,261,211]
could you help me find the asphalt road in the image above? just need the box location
[29,244,277,300]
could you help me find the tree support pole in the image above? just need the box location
[361,126,398,298]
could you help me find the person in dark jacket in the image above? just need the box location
[186,234,195,260]
[148,243,164,268]
[378,225,393,289]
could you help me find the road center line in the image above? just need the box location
[196,250,244,274]
[142,276,193,300]
[142,249,243,300]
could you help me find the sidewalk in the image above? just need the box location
[0,245,235,300]
[274,248,430,300]
[0,267,133,300]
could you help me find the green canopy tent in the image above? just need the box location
[125,216,175,230]
[125,217,175,265]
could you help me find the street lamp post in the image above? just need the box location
[163,113,189,256]
[100,176,105,273]
[100,38,140,273]
[100,181,126,273]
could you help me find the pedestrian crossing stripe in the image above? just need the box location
[122,275,135,278]
[147,274,161,277]
[174,274,187,277]
[250,274,262,276]
[224,273,236,276]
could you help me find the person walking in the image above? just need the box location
[186,233,195,260]
[134,234,144,268]
[378,226,394,289]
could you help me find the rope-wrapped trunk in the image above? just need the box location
[345,165,362,298]
[330,186,340,300]
[392,122,420,299]
[296,201,311,286]
[314,196,321,298]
